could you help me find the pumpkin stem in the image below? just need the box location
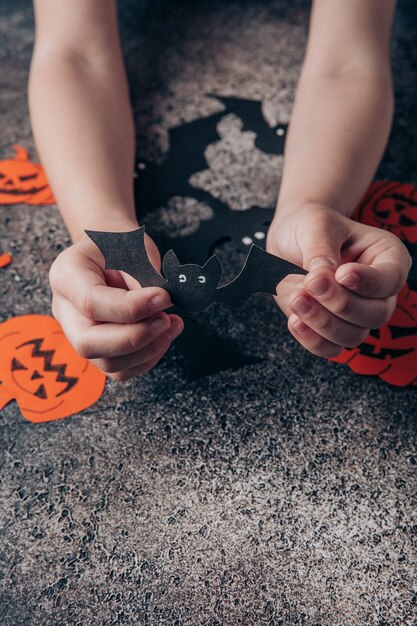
[11,144,29,161]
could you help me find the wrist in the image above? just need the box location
[272,201,337,231]
[67,210,139,243]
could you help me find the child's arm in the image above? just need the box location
[267,0,411,358]
[30,0,183,380]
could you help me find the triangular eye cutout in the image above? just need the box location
[34,384,47,399]
[11,358,27,371]
[31,370,44,380]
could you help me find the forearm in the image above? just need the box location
[29,48,137,241]
[276,66,393,220]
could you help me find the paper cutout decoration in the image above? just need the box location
[86,226,305,313]
[173,310,263,379]
[135,95,286,262]
[355,181,417,244]
[0,315,106,422]
[332,285,417,386]
[331,180,417,387]
[166,204,275,265]
[0,145,55,205]
[0,252,12,268]
[135,95,287,218]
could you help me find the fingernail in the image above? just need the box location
[150,317,169,336]
[292,295,313,316]
[307,276,330,297]
[308,257,336,270]
[293,319,309,335]
[338,272,360,289]
[150,294,170,311]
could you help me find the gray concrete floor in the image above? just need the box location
[0,1,416,624]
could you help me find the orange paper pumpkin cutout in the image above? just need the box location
[332,285,417,387]
[354,181,417,244]
[331,180,417,387]
[0,315,106,423]
[0,145,55,205]
[0,252,12,268]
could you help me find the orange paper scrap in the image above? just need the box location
[0,252,12,268]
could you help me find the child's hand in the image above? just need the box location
[49,232,184,381]
[267,204,412,358]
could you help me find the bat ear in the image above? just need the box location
[162,249,181,279]
[203,255,222,284]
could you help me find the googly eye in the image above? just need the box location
[198,276,206,284]
[179,274,187,283]
[254,231,265,240]
[242,236,253,246]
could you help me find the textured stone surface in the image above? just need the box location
[1,1,417,624]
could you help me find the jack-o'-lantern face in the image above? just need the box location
[0,145,55,205]
[355,181,417,244]
[0,315,105,422]
[332,286,417,387]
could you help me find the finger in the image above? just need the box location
[296,211,347,270]
[77,313,184,359]
[288,314,344,359]
[54,296,181,359]
[50,255,171,322]
[273,274,305,317]
[108,352,166,382]
[81,284,172,323]
[93,317,183,373]
[335,249,412,299]
[289,289,369,348]
[304,269,397,328]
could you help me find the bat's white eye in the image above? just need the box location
[254,231,265,240]
[242,236,253,246]
[179,274,187,283]
[198,275,206,284]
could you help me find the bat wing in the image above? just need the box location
[216,245,306,307]
[85,226,167,288]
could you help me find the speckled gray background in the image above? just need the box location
[1,1,417,624]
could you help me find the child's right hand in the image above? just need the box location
[49,231,184,381]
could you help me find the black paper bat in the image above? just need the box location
[86,226,305,313]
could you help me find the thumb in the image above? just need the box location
[298,220,344,272]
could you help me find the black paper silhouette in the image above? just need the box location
[86,226,305,313]
[167,204,275,264]
[135,95,287,262]
[173,311,263,380]
[135,95,287,217]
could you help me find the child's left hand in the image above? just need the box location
[267,204,412,358]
